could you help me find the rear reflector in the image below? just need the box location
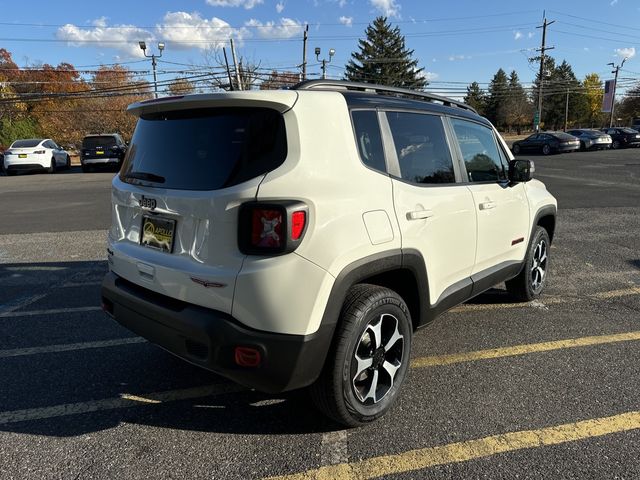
[234,346,261,367]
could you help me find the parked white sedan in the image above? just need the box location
[3,138,70,175]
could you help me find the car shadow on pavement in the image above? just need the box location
[0,260,522,438]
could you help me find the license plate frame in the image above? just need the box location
[140,215,176,253]
[18,154,27,158]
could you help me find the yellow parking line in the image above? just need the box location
[411,330,640,369]
[591,286,640,299]
[267,411,640,480]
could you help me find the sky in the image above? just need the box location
[1,0,639,96]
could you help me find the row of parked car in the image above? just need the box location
[511,127,640,155]
[1,133,127,176]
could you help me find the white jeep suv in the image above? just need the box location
[101,81,557,426]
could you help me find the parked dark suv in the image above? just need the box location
[81,134,127,172]
[600,127,640,149]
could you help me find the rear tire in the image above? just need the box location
[612,140,620,149]
[6,170,16,176]
[542,144,551,155]
[81,165,91,173]
[48,158,56,174]
[65,155,71,170]
[506,226,551,302]
[310,284,412,427]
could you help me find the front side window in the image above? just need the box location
[385,112,455,184]
[351,110,386,173]
[451,118,506,183]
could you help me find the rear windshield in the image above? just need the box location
[83,136,118,149]
[621,128,638,134]
[120,107,287,191]
[11,139,42,148]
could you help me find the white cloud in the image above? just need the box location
[610,0,618,5]
[157,11,244,50]
[370,0,401,18]
[56,20,154,58]
[584,47,590,52]
[513,31,523,40]
[276,1,284,13]
[245,17,304,39]
[615,47,636,59]
[448,54,470,61]
[421,71,438,81]
[527,31,535,39]
[206,0,263,9]
[339,16,353,27]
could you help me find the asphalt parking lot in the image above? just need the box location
[0,149,639,479]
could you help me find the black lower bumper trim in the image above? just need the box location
[101,272,335,393]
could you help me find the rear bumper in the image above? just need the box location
[4,163,46,172]
[101,271,334,393]
[556,144,579,152]
[4,157,48,170]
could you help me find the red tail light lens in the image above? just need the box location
[239,201,308,255]
[251,209,284,248]
[291,211,306,240]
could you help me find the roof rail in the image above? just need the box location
[291,79,477,114]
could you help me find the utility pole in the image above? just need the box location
[222,47,234,91]
[564,88,569,131]
[608,57,627,127]
[302,24,308,81]
[230,38,242,91]
[139,41,165,99]
[535,13,555,131]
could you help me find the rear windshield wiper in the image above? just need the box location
[123,171,166,183]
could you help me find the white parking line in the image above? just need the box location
[0,293,48,315]
[321,430,349,467]
[0,337,146,358]
[0,384,245,425]
[0,306,102,318]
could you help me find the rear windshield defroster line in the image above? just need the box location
[119,107,287,191]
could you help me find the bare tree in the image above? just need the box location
[201,45,262,91]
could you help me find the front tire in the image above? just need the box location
[506,226,551,302]
[542,144,551,155]
[310,284,412,427]
[612,140,620,149]
[512,144,521,155]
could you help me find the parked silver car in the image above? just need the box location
[566,129,612,151]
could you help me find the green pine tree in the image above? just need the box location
[345,16,426,89]
[463,81,487,115]
[486,68,509,129]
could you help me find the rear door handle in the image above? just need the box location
[407,209,434,220]
[479,201,497,210]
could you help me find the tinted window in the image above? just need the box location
[451,118,506,182]
[352,110,386,172]
[83,136,118,149]
[621,128,637,134]
[120,108,287,191]
[554,132,576,141]
[386,112,455,184]
[11,139,42,148]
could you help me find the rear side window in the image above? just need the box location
[351,110,386,172]
[83,136,118,149]
[385,112,455,184]
[120,108,287,191]
[451,118,506,182]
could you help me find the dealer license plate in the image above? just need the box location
[140,215,176,253]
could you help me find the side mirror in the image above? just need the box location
[508,159,534,183]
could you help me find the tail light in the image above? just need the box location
[238,201,309,255]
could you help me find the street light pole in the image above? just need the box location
[315,47,335,80]
[607,57,627,128]
[139,41,165,99]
